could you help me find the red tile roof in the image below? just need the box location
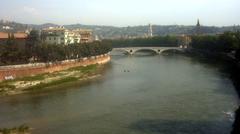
[0,32,28,39]
[14,33,28,39]
[0,32,8,39]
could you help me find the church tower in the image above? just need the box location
[196,19,201,35]
[148,24,153,37]
[197,19,200,27]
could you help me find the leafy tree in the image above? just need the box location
[190,32,240,53]
[0,33,27,65]
[107,35,179,48]
[26,30,41,60]
[0,36,112,65]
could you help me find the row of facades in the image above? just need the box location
[0,26,93,45]
[42,26,93,45]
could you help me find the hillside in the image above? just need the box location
[0,20,239,39]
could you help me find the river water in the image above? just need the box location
[0,52,239,134]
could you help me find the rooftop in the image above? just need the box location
[42,26,66,31]
[0,32,28,39]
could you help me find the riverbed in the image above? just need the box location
[0,53,239,134]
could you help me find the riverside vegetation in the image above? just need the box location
[105,35,179,48]
[0,64,105,96]
[0,125,30,134]
[0,30,112,66]
[0,30,112,95]
[189,31,240,134]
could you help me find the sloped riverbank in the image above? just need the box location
[0,54,110,96]
[0,64,104,96]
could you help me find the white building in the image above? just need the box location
[42,26,92,45]
[72,29,93,43]
[2,26,13,30]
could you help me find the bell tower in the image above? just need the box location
[196,19,201,35]
[148,24,153,37]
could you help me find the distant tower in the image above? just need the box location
[197,19,200,27]
[196,19,201,35]
[95,35,99,41]
[233,24,237,32]
[148,24,153,37]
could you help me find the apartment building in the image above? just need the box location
[42,26,92,45]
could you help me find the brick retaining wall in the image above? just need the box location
[0,54,110,81]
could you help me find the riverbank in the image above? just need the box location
[0,54,111,96]
[0,54,110,82]
[0,64,106,96]
[0,125,30,134]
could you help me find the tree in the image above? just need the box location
[1,38,112,65]
[218,32,239,51]
[108,36,179,48]
[0,33,28,65]
[26,30,41,61]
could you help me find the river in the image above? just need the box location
[0,52,239,134]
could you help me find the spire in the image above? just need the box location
[197,19,200,27]
[195,19,201,35]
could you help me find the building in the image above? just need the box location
[42,26,74,45]
[95,35,100,41]
[148,24,153,37]
[42,26,92,45]
[178,34,192,48]
[72,29,93,43]
[2,26,13,30]
[195,19,201,35]
[0,32,28,41]
[0,32,28,49]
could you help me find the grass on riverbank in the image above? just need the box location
[0,64,99,96]
[25,76,79,91]
[0,124,30,134]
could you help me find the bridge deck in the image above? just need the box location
[112,47,185,55]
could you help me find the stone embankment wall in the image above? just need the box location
[0,53,110,82]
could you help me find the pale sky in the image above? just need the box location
[0,0,240,26]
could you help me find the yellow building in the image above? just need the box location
[72,29,93,43]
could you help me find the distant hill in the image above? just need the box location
[64,24,240,39]
[0,20,239,39]
[28,23,59,30]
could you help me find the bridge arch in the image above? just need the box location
[160,48,184,54]
[133,48,159,55]
[111,48,131,55]
[111,47,185,55]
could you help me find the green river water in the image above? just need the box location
[0,52,239,134]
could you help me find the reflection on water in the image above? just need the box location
[0,53,239,134]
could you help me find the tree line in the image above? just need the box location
[190,32,240,52]
[105,36,180,48]
[190,31,240,60]
[0,30,112,66]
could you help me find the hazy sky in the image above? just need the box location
[0,0,240,26]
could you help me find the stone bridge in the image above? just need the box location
[112,46,186,55]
